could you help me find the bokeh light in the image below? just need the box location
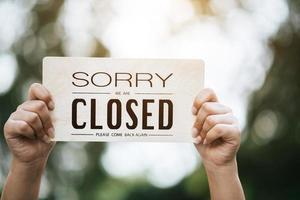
[1,0,299,199]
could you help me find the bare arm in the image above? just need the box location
[192,88,245,200]
[204,160,244,200]
[1,83,55,200]
[1,159,46,200]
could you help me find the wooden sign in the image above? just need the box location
[43,57,204,142]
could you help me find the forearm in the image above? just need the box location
[1,158,46,200]
[204,159,245,200]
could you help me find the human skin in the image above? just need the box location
[1,83,55,200]
[1,84,244,200]
[192,88,245,200]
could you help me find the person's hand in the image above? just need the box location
[191,89,245,199]
[192,88,241,169]
[4,83,55,166]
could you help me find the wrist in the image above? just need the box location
[203,158,238,177]
[203,158,245,200]
[2,158,47,200]
[10,157,47,177]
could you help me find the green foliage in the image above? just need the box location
[238,1,300,199]
[1,0,300,199]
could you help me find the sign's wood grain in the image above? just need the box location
[43,57,204,142]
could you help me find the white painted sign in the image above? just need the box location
[43,57,204,142]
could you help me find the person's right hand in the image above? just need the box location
[4,83,55,165]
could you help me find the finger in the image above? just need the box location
[192,88,218,115]
[201,113,237,139]
[193,102,231,137]
[4,119,36,140]
[18,100,54,138]
[193,135,202,144]
[192,127,200,138]
[28,83,55,110]
[10,110,50,143]
[203,124,240,146]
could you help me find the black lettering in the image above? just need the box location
[91,99,103,129]
[72,98,86,129]
[159,99,173,129]
[142,99,154,129]
[72,72,89,87]
[126,99,138,129]
[107,99,122,129]
[91,72,112,87]
[136,73,153,87]
[115,72,132,87]
[155,73,173,87]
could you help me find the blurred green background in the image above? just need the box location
[0,0,300,199]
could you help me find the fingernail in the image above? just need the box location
[43,135,51,144]
[192,127,199,138]
[192,107,197,115]
[48,127,55,138]
[48,101,55,110]
[194,136,202,144]
[203,139,207,145]
[198,136,202,143]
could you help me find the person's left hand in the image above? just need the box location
[191,88,241,168]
